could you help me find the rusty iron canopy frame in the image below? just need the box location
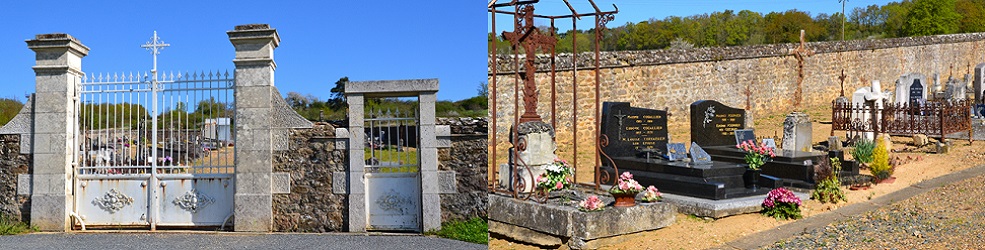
[488,0,618,202]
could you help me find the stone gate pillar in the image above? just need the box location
[26,34,89,231]
[345,93,366,232]
[228,24,279,232]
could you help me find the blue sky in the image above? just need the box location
[0,1,486,102]
[490,0,896,33]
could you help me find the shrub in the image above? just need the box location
[870,138,893,181]
[811,157,847,204]
[851,138,875,164]
[763,188,803,220]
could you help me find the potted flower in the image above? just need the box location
[608,172,644,207]
[578,195,605,212]
[737,140,775,190]
[640,185,662,203]
[762,187,803,220]
[535,158,574,194]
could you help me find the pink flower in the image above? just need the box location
[618,180,630,190]
[535,174,545,184]
[556,181,564,190]
[620,171,634,181]
[580,195,604,211]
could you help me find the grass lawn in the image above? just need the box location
[427,217,488,245]
[0,215,34,235]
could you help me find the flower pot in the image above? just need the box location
[876,176,896,184]
[743,169,762,189]
[611,192,637,207]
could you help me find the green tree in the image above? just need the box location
[903,0,961,36]
[956,0,985,32]
[329,77,349,109]
[0,98,24,126]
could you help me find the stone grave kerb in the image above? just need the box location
[344,79,441,232]
[25,33,89,231]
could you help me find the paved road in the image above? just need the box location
[0,232,485,250]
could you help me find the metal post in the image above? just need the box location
[141,31,169,230]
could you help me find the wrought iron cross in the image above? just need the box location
[502,4,556,123]
[141,31,170,80]
[838,69,848,97]
[788,30,814,108]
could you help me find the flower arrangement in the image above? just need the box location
[737,140,775,170]
[535,158,574,192]
[609,172,644,194]
[850,138,875,164]
[578,195,605,212]
[762,187,803,220]
[641,185,663,202]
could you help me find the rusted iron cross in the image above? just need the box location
[502,4,556,123]
[788,30,815,107]
[838,69,848,97]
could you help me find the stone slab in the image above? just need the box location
[345,79,439,98]
[661,191,809,218]
[436,125,451,148]
[332,172,347,194]
[271,172,291,194]
[489,194,676,242]
[234,193,273,232]
[438,171,457,194]
[17,174,31,195]
[335,128,349,150]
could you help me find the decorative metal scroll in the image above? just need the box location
[172,190,215,213]
[376,189,413,214]
[93,189,134,213]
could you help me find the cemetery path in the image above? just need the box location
[0,232,484,250]
[757,164,985,249]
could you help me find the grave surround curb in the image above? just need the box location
[715,163,985,250]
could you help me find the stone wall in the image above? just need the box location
[272,123,347,232]
[437,117,489,222]
[272,118,489,232]
[0,134,31,222]
[488,32,985,177]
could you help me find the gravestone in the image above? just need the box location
[975,63,984,103]
[781,112,812,152]
[666,143,688,161]
[944,77,966,101]
[974,104,985,118]
[734,129,756,145]
[762,138,777,150]
[896,73,927,104]
[689,142,712,164]
[690,100,745,147]
[600,102,669,158]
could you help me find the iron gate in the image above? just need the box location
[74,68,235,229]
[364,107,422,231]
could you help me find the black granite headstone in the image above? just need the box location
[734,129,756,146]
[600,102,669,158]
[975,104,985,118]
[690,100,746,147]
[909,79,924,105]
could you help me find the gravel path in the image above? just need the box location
[766,174,985,249]
[0,233,484,250]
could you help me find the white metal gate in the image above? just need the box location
[364,108,422,231]
[73,32,235,229]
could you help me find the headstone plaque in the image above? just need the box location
[689,142,712,164]
[762,138,777,150]
[600,102,669,158]
[909,79,924,105]
[734,129,756,145]
[975,104,985,118]
[666,143,688,161]
[690,100,746,147]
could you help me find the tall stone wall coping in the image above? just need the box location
[490,32,985,74]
